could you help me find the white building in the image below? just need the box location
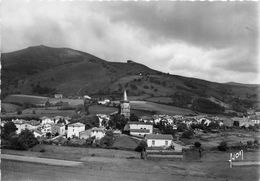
[96,114,110,127]
[33,130,44,138]
[40,116,54,125]
[146,134,173,148]
[67,122,85,138]
[90,127,106,140]
[124,121,153,137]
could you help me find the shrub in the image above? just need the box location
[39,148,46,152]
[181,130,194,139]
[194,141,201,148]
[135,140,147,152]
[218,141,228,151]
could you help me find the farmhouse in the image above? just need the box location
[54,94,63,99]
[67,122,85,138]
[33,130,44,138]
[79,129,92,139]
[40,116,54,125]
[90,127,106,140]
[52,124,66,136]
[12,119,39,134]
[124,121,153,137]
[146,134,173,148]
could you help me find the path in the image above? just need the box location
[1,154,83,167]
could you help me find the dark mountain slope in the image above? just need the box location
[2,45,259,114]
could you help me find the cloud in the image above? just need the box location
[1,0,259,84]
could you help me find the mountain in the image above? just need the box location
[2,45,259,114]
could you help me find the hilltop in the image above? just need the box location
[1,45,259,114]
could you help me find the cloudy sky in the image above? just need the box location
[1,0,259,84]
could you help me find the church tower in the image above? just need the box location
[120,90,130,119]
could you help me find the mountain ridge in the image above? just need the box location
[2,45,259,114]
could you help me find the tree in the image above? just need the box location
[218,141,228,151]
[2,122,17,139]
[100,131,114,147]
[46,132,52,139]
[177,123,188,132]
[194,141,201,148]
[9,130,39,150]
[108,114,127,130]
[130,113,139,122]
[181,130,194,139]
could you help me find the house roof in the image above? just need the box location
[91,127,106,132]
[146,134,173,140]
[130,129,150,133]
[128,121,153,125]
[34,130,43,135]
[68,122,85,127]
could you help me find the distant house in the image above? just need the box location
[41,123,54,135]
[52,124,66,136]
[90,127,106,140]
[40,116,54,125]
[124,121,153,137]
[96,114,110,127]
[67,122,85,138]
[54,94,63,99]
[79,127,106,140]
[98,99,110,105]
[79,129,92,139]
[146,134,173,148]
[33,130,44,138]
[231,117,255,128]
[12,119,39,134]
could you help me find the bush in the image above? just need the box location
[194,141,201,148]
[218,141,228,151]
[177,123,188,132]
[100,131,114,147]
[181,130,194,139]
[135,140,147,152]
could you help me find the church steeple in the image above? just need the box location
[123,90,128,101]
[120,90,130,119]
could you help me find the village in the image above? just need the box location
[1,90,259,160]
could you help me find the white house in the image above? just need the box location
[40,116,54,125]
[90,127,106,140]
[98,99,110,105]
[79,129,92,139]
[67,122,85,138]
[52,124,66,136]
[13,119,39,134]
[146,134,173,148]
[41,123,54,135]
[124,121,153,137]
[54,94,63,99]
[96,114,110,127]
[33,130,44,138]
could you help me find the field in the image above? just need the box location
[180,129,260,151]
[130,101,195,115]
[48,98,83,106]
[3,94,48,105]
[2,146,259,181]
[1,103,22,113]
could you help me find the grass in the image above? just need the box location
[4,94,48,105]
[1,103,21,113]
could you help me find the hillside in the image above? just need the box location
[2,45,259,114]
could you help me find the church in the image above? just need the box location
[120,90,130,119]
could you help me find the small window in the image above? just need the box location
[152,140,155,145]
[165,141,168,145]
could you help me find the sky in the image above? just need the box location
[1,0,259,84]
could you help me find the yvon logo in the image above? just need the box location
[228,150,244,168]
